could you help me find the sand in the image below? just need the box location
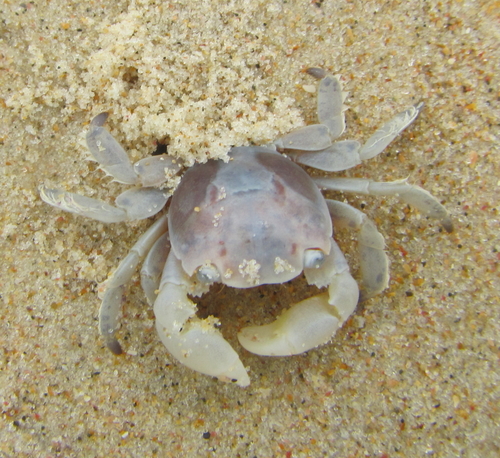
[1,0,499,456]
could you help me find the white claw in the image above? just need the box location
[237,293,340,356]
[154,253,250,386]
[238,238,359,357]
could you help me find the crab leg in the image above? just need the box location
[153,251,251,387]
[287,140,361,172]
[288,102,422,172]
[140,231,171,305]
[274,72,347,153]
[86,113,139,184]
[39,186,170,222]
[237,238,359,356]
[99,214,169,354]
[316,73,348,139]
[288,70,423,172]
[314,177,453,233]
[359,103,423,160]
[307,69,348,139]
[40,186,128,223]
[87,113,181,185]
[274,124,333,151]
[40,112,177,221]
[326,199,388,300]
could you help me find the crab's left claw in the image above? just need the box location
[237,239,359,356]
[153,251,251,387]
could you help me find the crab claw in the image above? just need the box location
[237,239,359,356]
[153,251,250,387]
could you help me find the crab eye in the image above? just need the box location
[196,263,221,283]
[304,249,325,269]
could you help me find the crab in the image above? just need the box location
[40,68,452,387]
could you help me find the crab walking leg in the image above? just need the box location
[307,69,348,139]
[326,199,389,300]
[359,103,424,160]
[238,239,359,356]
[99,214,169,354]
[134,155,182,187]
[274,124,333,151]
[286,76,422,172]
[154,252,251,386]
[140,232,171,306]
[86,113,139,184]
[40,186,127,223]
[289,140,361,172]
[114,187,170,220]
[87,114,182,187]
[274,72,348,152]
[289,102,423,173]
[40,186,170,222]
[314,177,453,233]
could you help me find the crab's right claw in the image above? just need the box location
[154,252,250,387]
